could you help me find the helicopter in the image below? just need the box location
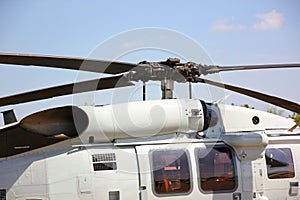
[0,52,300,200]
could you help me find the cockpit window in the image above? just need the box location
[265,148,295,179]
[196,145,237,192]
[151,149,191,195]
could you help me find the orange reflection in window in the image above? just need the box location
[152,150,191,195]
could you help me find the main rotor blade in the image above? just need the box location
[0,53,137,74]
[208,63,300,74]
[197,78,300,114]
[0,75,133,106]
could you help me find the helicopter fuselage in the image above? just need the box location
[0,99,299,200]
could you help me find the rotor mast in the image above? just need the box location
[161,79,174,99]
[159,58,179,100]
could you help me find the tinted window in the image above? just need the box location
[197,145,237,192]
[152,150,191,195]
[265,148,295,179]
[0,189,6,200]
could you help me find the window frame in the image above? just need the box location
[195,143,238,194]
[265,147,295,180]
[150,148,193,197]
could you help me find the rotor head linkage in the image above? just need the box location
[126,58,221,83]
[126,58,219,99]
[125,58,219,100]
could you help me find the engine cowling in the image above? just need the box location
[77,99,210,143]
[20,99,211,143]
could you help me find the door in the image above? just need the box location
[135,144,194,200]
[194,143,243,200]
[262,146,299,199]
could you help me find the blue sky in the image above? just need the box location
[0,0,300,122]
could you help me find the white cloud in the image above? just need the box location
[253,10,284,31]
[212,17,246,31]
[121,41,144,49]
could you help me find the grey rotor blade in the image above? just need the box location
[0,53,137,74]
[206,63,300,74]
[197,78,300,114]
[0,75,133,106]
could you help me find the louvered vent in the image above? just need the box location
[92,153,117,171]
